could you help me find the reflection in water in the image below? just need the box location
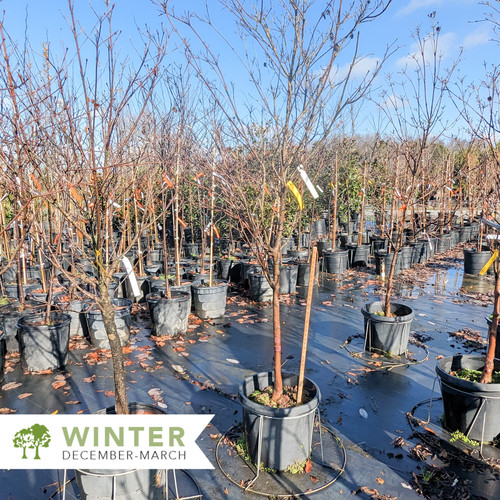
[460,273,494,294]
[394,267,486,298]
[433,269,459,296]
[320,260,493,299]
[397,284,418,298]
[426,267,493,296]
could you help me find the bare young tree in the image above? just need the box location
[448,1,500,383]
[378,17,461,316]
[163,0,394,402]
[0,0,168,413]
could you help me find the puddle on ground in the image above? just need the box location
[396,267,494,298]
[460,273,495,294]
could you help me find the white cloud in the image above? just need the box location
[396,0,476,17]
[463,27,490,49]
[379,92,407,111]
[396,31,456,69]
[397,0,446,17]
[331,56,380,82]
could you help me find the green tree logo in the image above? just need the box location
[13,424,51,460]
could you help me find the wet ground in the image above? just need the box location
[1,244,499,499]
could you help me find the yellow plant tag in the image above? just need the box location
[479,249,499,275]
[286,180,303,210]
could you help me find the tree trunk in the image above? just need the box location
[97,284,129,414]
[481,261,499,383]
[271,248,283,401]
[331,155,338,251]
[358,160,367,246]
[384,224,405,316]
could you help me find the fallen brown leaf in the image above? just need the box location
[355,486,379,496]
[2,382,22,391]
[0,408,18,414]
[52,381,66,390]
[148,388,164,402]
[136,345,153,352]
[104,390,115,397]
[376,477,384,484]
[18,393,33,400]
[28,368,53,375]
[83,375,96,383]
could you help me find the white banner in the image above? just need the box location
[0,414,214,469]
[297,164,319,199]
[122,256,141,298]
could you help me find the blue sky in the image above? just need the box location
[0,0,496,139]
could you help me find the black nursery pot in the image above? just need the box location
[316,240,332,257]
[279,264,298,294]
[248,273,273,302]
[4,281,39,300]
[323,249,348,274]
[86,298,133,349]
[54,298,91,338]
[17,312,71,372]
[287,249,309,261]
[346,244,370,267]
[362,301,414,356]
[463,248,494,276]
[75,402,167,500]
[297,261,319,287]
[192,281,228,319]
[384,251,401,276]
[146,291,190,336]
[239,372,320,471]
[0,301,45,353]
[436,234,451,254]
[216,258,233,281]
[436,355,500,443]
[398,246,412,270]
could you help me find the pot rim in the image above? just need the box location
[435,354,500,393]
[17,312,72,328]
[191,280,228,290]
[238,371,321,419]
[145,291,190,303]
[323,249,349,255]
[362,301,414,323]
